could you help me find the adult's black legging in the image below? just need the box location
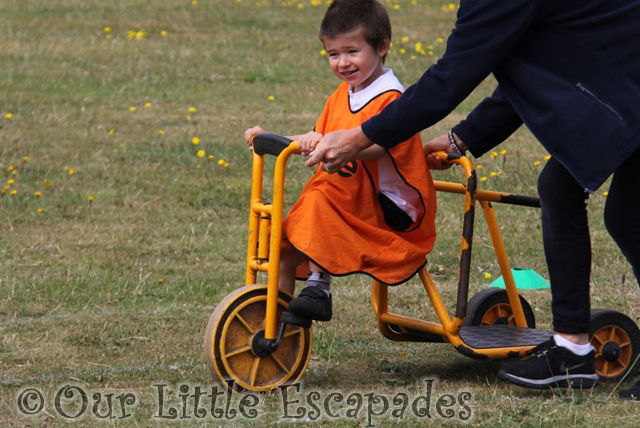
[537,149,640,334]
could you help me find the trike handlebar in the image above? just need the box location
[252,133,299,157]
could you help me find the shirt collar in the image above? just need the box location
[349,68,404,111]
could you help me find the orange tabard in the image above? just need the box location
[283,82,437,285]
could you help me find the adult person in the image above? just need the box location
[305,0,640,397]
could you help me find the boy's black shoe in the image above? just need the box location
[288,286,332,321]
[620,381,640,401]
[498,337,598,389]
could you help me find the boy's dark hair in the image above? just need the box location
[319,0,392,61]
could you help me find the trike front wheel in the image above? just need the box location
[204,285,313,393]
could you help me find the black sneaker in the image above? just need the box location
[497,337,598,389]
[620,381,640,401]
[288,286,332,321]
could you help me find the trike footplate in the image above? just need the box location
[281,311,312,328]
[459,325,551,349]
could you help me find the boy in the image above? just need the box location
[244,0,436,321]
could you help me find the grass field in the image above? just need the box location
[1,0,640,426]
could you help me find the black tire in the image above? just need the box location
[590,309,640,382]
[464,288,536,328]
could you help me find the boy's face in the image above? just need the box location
[323,31,389,93]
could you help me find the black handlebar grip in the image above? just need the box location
[252,133,293,157]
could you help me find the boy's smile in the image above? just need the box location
[323,31,389,93]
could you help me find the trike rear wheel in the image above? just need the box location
[590,309,640,382]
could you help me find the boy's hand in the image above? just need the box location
[244,126,266,149]
[296,132,323,156]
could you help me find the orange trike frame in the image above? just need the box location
[246,140,542,359]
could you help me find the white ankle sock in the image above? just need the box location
[553,334,594,356]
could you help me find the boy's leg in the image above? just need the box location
[498,158,597,389]
[288,262,333,321]
[278,246,307,295]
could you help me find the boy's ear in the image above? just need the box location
[377,39,390,57]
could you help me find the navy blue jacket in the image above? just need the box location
[361,0,640,192]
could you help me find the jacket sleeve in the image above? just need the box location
[360,0,538,148]
[452,86,524,157]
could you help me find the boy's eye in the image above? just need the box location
[348,50,359,54]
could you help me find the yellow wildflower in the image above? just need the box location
[129,106,137,112]
[5,113,13,119]
[189,106,197,113]
[158,278,165,284]
[500,149,507,155]
[161,30,168,36]
[144,102,152,108]
[103,27,112,33]
[158,130,165,136]
[8,165,14,172]
[68,168,75,176]
[36,207,43,214]
[44,179,51,186]
[480,176,488,182]
[88,196,95,202]
[10,189,17,195]
[401,36,409,43]
[436,37,444,43]
[399,48,407,54]
[603,191,609,196]
[192,137,200,145]
[7,179,14,185]
[223,162,229,168]
[217,159,225,165]
[197,150,205,158]
[268,95,275,101]
[477,164,483,169]
[484,272,491,279]
[544,155,551,161]
[319,49,327,56]
[534,160,541,166]
[208,155,214,160]
[191,0,197,5]
[415,42,422,52]
[108,129,115,136]
[490,172,497,177]
[34,191,41,197]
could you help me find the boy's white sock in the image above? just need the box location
[307,272,331,296]
[553,334,594,356]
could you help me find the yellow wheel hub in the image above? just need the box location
[591,325,632,379]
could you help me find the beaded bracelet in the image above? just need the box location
[448,130,464,155]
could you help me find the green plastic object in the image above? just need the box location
[490,268,550,290]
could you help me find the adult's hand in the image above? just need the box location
[305,127,372,172]
[423,132,468,170]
